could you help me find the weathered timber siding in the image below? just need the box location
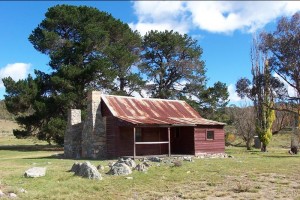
[106,116,119,158]
[171,127,195,155]
[194,125,225,154]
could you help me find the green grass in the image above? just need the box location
[0,131,300,199]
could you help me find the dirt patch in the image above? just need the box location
[155,172,300,200]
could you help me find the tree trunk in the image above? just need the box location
[246,140,251,150]
[290,113,299,154]
[119,77,125,92]
[261,144,267,152]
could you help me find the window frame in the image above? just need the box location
[206,130,215,140]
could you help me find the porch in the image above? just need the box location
[116,126,195,159]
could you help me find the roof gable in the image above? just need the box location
[102,95,200,118]
[101,95,224,126]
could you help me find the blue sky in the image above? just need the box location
[0,1,299,104]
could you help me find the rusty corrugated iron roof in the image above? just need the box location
[101,95,225,126]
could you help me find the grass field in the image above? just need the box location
[0,122,300,200]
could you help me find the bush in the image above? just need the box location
[226,132,236,144]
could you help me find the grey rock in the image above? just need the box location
[139,157,148,162]
[77,162,102,180]
[143,162,151,167]
[97,164,105,171]
[24,167,46,178]
[123,158,136,168]
[135,163,148,172]
[108,162,116,167]
[149,157,161,162]
[70,162,82,175]
[0,190,5,197]
[183,156,193,162]
[19,188,27,193]
[108,163,132,176]
[8,193,17,198]
[117,158,136,168]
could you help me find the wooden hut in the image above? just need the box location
[64,91,225,159]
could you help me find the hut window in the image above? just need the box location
[135,128,142,142]
[206,130,214,140]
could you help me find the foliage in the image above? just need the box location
[259,12,300,153]
[259,12,300,104]
[225,132,236,144]
[236,35,283,151]
[139,30,229,121]
[3,5,142,145]
[227,105,256,150]
[139,30,206,99]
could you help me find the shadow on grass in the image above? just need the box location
[0,144,63,152]
[262,155,299,158]
[22,154,116,161]
[21,153,66,160]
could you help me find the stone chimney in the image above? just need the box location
[81,91,107,158]
[64,109,83,158]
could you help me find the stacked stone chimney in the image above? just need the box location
[64,109,83,158]
[81,91,107,159]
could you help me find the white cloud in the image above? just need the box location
[228,84,242,103]
[129,1,190,35]
[130,1,300,35]
[273,73,298,98]
[0,63,31,88]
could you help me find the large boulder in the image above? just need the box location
[108,163,132,176]
[77,162,102,180]
[70,162,82,175]
[118,158,136,168]
[24,167,46,178]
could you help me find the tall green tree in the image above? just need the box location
[259,12,300,154]
[3,5,142,144]
[236,35,280,152]
[139,30,206,99]
[183,81,229,122]
[139,30,229,121]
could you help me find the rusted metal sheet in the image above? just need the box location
[101,95,225,126]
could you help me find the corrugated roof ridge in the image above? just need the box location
[102,94,186,103]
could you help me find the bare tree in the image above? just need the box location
[272,109,293,135]
[228,105,256,150]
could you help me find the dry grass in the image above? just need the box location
[0,119,19,135]
[0,124,300,200]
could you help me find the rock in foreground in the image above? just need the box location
[24,167,46,178]
[108,163,132,176]
[71,161,102,180]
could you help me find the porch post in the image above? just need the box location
[168,127,171,157]
[133,127,136,160]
